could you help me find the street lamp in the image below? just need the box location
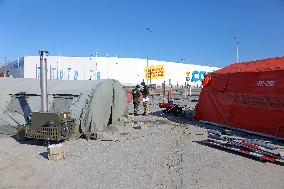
[234,36,239,63]
[95,52,98,80]
[145,26,151,32]
[89,54,93,80]
[177,58,186,63]
[146,56,149,85]
[106,53,109,79]
[145,26,151,85]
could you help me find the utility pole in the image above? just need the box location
[95,52,98,80]
[177,58,185,63]
[90,54,93,80]
[146,56,149,85]
[234,36,239,63]
[106,53,109,79]
[149,64,152,85]
[145,26,151,85]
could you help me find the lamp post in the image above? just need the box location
[106,53,109,79]
[146,56,149,85]
[145,26,151,85]
[95,52,98,80]
[177,58,186,63]
[89,54,93,80]
[234,36,239,63]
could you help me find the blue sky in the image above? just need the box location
[0,0,284,67]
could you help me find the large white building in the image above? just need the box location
[3,56,220,86]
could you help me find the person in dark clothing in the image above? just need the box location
[132,85,141,115]
[140,82,150,115]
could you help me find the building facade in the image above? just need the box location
[3,56,220,86]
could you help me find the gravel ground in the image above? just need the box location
[0,95,283,189]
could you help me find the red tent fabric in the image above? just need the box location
[195,56,284,139]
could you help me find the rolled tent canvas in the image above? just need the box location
[0,78,128,137]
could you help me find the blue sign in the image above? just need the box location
[97,71,100,80]
[191,70,207,82]
[186,77,191,81]
[67,68,71,80]
[60,70,64,79]
[37,66,40,79]
[51,68,56,79]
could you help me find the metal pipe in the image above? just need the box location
[39,50,49,112]
[162,81,166,102]
[149,65,152,85]
[236,41,239,63]
[95,52,98,80]
[234,36,239,63]
[146,56,149,85]
[106,53,109,79]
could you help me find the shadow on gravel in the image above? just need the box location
[194,140,284,166]
[39,152,48,159]
[150,110,194,124]
[0,133,14,138]
[150,110,220,130]
[151,109,284,152]
[10,134,55,146]
[151,110,284,145]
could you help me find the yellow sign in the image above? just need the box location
[185,72,191,76]
[144,64,165,79]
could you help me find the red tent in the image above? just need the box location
[195,56,284,139]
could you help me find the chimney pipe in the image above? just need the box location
[39,50,49,112]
